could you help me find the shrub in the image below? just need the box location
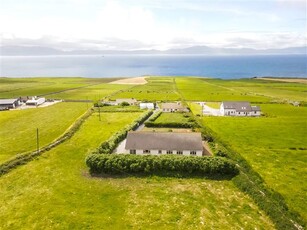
[86,154,239,177]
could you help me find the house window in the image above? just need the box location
[158,150,162,154]
[166,150,172,154]
[130,149,136,154]
[190,151,197,155]
[177,151,183,155]
[143,150,150,154]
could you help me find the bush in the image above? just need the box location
[145,121,196,128]
[120,102,130,106]
[86,154,239,177]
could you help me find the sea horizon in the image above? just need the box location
[1,54,306,79]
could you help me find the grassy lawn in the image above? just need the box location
[155,112,191,123]
[110,77,181,101]
[0,112,274,229]
[0,102,88,164]
[202,104,307,220]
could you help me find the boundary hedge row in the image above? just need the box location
[95,110,153,154]
[144,121,197,128]
[0,109,94,176]
[86,154,239,177]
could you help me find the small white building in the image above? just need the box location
[124,131,203,156]
[220,101,261,116]
[140,102,154,110]
[161,102,188,113]
[26,97,46,106]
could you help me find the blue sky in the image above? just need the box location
[0,0,306,50]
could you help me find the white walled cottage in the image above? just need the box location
[220,101,261,116]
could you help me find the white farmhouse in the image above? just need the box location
[26,97,46,106]
[124,131,203,156]
[140,102,154,110]
[220,101,261,116]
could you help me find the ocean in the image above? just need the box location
[0,54,306,79]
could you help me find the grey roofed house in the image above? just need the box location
[125,131,203,151]
[161,102,188,112]
[222,101,253,112]
[0,98,20,109]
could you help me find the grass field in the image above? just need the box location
[202,104,307,220]
[154,112,191,123]
[0,102,88,164]
[110,77,181,101]
[176,77,307,103]
[0,77,126,100]
[0,112,274,229]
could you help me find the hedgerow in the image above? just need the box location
[86,154,239,177]
[95,110,153,154]
[144,121,196,128]
[148,111,162,121]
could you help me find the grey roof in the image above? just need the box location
[162,103,186,110]
[0,99,18,105]
[125,131,203,151]
[222,101,252,112]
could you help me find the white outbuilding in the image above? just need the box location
[140,103,154,110]
[26,97,46,106]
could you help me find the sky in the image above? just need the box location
[0,0,306,50]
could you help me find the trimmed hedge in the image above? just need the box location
[148,111,162,121]
[95,110,153,154]
[86,154,239,176]
[145,121,197,128]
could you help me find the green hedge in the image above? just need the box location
[148,111,162,121]
[145,121,197,128]
[95,110,153,154]
[86,154,239,177]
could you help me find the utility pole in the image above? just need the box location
[98,105,101,121]
[36,128,39,153]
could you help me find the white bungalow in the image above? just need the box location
[26,97,46,106]
[124,131,203,156]
[140,103,154,110]
[220,101,261,116]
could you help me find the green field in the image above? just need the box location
[110,77,181,101]
[0,112,274,229]
[1,76,306,228]
[0,102,88,164]
[155,112,191,123]
[202,104,307,219]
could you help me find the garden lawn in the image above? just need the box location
[155,112,191,123]
[0,112,275,229]
[111,77,181,101]
[202,104,307,220]
[0,102,88,164]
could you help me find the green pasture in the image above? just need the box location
[202,104,307,220]
[0,112,274,229]
[0,77,120,99]
[0,102,88,164]
[175,77,307,102]
[175,78,270,102]
[110,77,181,101]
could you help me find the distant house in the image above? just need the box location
[0,98,20,110]
[161,102,188,112]
[140,102,154,110]
[115,98,137,105]
[26,97,46,106]
[124,131,203,156]
[220,101,261,116]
